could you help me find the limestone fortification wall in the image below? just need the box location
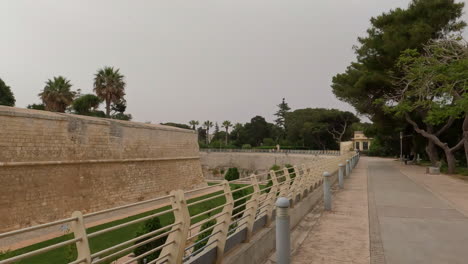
[0,106,205,232]
[200,151,330,180]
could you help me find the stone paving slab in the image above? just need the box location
[368,158,468,264]
[290,158,370,264]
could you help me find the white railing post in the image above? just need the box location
[71,211,91,264]
[160,190,190,264]
[323,172,332,211]
[266,170,279,227]
[279,168,291,198]
[345,160,350,178]
[243,175,260,242]
[338,164,345,189]
[208,181,233,264]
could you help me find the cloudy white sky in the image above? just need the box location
[1,0,467,124]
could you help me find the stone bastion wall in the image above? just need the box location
[200,151,332,180]
[0,106,205,232]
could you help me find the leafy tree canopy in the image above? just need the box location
[0,78,15,106]
[332,0,465,118]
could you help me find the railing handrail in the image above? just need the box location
[0,151,359,264]
[200,148,341,155]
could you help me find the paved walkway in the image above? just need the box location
[290,156,370,264]
[286,157,468,264]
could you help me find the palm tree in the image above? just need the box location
[94,66,126,117]
[39,76,75,112]
[203,120,214,144]
[189,120,199,130]
[222,120,232,145]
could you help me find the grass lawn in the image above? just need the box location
[0,183,256,264]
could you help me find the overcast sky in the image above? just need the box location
[1,0,467,124]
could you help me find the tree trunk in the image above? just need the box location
[425,141,439,166]
[443,147,457,174]
[404,113,464,174]
[225,128,228,145]
[105,98,111,117]
[463,114,468,168]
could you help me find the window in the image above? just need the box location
[363,141,369,150]
[355,141,360,150]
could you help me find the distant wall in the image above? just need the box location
[200,152,327,180]
[0,106,205,232]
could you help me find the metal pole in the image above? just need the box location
[400,131,403,161]
[338,164,344,189]
[345,160,350,177]
[276,197,291,264]
[323,171,332,211]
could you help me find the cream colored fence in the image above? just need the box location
[201,149,341,155]
[0,152,358,264]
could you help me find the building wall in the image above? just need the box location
[0,106,205,232]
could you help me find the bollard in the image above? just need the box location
[338,164,344,189]
[276,197,291,264]
[323,172,332,211]
[345,160,350,177]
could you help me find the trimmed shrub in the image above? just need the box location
[225,168,240,181]
[232,186,248,218]
[133,217,168,264]
[241,144,252,149]
[193,218,216,252]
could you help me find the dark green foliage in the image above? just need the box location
[241,144,252,149]
[27,103,45,110]
[225,168,240,181]
[39,76,75,112]
[133,217,168,264]
[110,99,132,120]
[72,94,103,116]
[232,186,248,218]
[285,108,359,149]
[0,78,15,106]
[193,219,216,252]
[331,0,466,157]
[262,138,275,146]
[161,122,191,129]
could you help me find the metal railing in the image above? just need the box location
[200,148,341,155]
[0,152,358,264]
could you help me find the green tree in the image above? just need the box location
[39,76,75,112]
[203,120,214,144]
[94,66,126,117]
[274,98,291,139]
[0,78,15,106]
[326,110,360,144]
[133,217,168,264]
[189,120,199,130]
[386,38,468,173]
[161,122,191,129]
[27,103,45,110]
[71,94,103,116]
[110,99,132,120]
[331,0,466,157]
[222,120,232,145]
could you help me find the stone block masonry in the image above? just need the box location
[0,106,205,232]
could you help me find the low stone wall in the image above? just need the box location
[200,151,329,180]
[0,106,205,232]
